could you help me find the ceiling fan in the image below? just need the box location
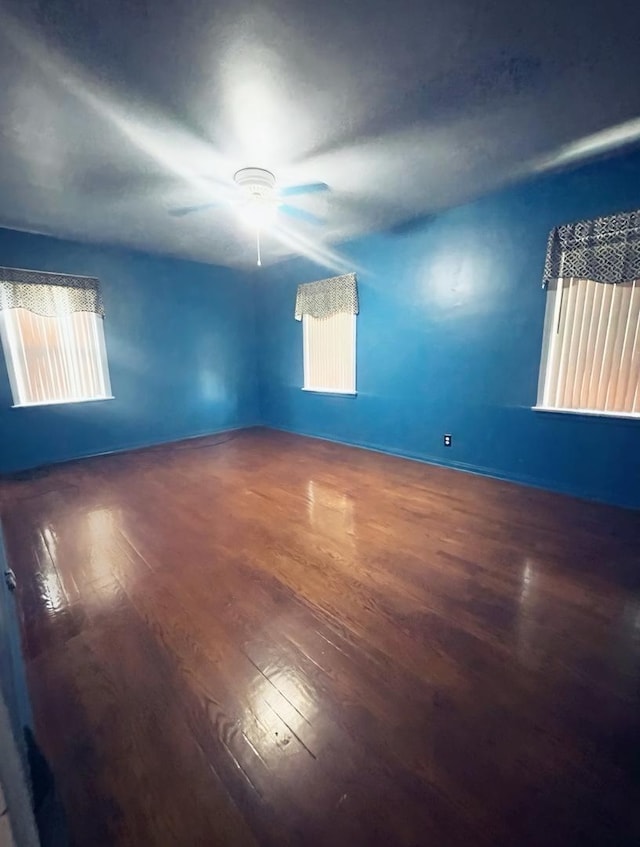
[169,167,329,266]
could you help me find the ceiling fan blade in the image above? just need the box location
[168,202,219,217]
[279,204,324,225]
[279,182,329,198]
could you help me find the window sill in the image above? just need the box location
[532,405,639,421]
[302,388,357,397]
[12,396,115,409]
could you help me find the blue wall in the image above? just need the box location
[0,228,258,473]
[257,152,640,508]
[1,152,639,507]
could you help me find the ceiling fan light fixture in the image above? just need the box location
[237,196,278,229]
[234,170,277,225]
[233,167,279,265]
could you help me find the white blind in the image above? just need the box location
[539,277,640,415]
[0,307,111,407]
[303,312,356,394]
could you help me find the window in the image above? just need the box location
[537,277,640,417]
[295,272,359,395]
[0,271,111,407]
[303,312,356,394]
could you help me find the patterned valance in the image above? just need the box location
[543,209,640,287]
[294,272,358,320]
[0,267,105,318]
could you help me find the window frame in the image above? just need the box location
[0,307,113,409]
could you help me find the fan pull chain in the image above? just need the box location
[256,228,262,267]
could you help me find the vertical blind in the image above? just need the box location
[1,306,111,407]
[303,313,356,394]
[539,277,640,415]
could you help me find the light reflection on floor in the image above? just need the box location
[516,558,539,664]
[242,662,319,770]
[307,479,355,541]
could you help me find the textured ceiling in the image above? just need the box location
[0,0,639,269]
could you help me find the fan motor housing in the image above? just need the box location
[234,167,276,199]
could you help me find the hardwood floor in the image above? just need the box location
[1,428,638,846]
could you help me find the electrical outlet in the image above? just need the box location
[443,434,452,447]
